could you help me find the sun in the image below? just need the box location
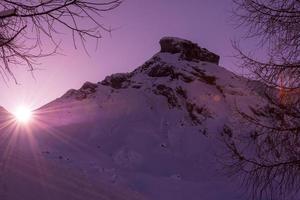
[13,106,33,123]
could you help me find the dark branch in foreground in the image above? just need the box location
[223,1,300,199]
[0,0,122,83]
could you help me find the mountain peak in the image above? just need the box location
[32,37,266,200]
[59,37,236,105]
[159,37,220,64]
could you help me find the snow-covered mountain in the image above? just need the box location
[0,37,269,200]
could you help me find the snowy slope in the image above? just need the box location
[0,37,270,200]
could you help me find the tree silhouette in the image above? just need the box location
[222,1,300,199]
[0,0,121,83]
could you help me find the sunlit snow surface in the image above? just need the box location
[0,50,268,200]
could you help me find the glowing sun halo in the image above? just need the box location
[13,106,33,123]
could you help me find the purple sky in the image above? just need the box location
[1,0,243,112]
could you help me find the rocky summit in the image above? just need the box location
[159,37,220,64]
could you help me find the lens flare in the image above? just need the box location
[13,106,32,123]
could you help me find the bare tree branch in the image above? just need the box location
[223,1,300,199]
[0,0,122,82]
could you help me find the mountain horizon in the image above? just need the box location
[0,36,270,200]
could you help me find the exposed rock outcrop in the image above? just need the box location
[160,37,220,64]
[101,73,132,89]
[62,81,98,100]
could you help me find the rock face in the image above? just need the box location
[160,37,220,64]
[62,81,98,100]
